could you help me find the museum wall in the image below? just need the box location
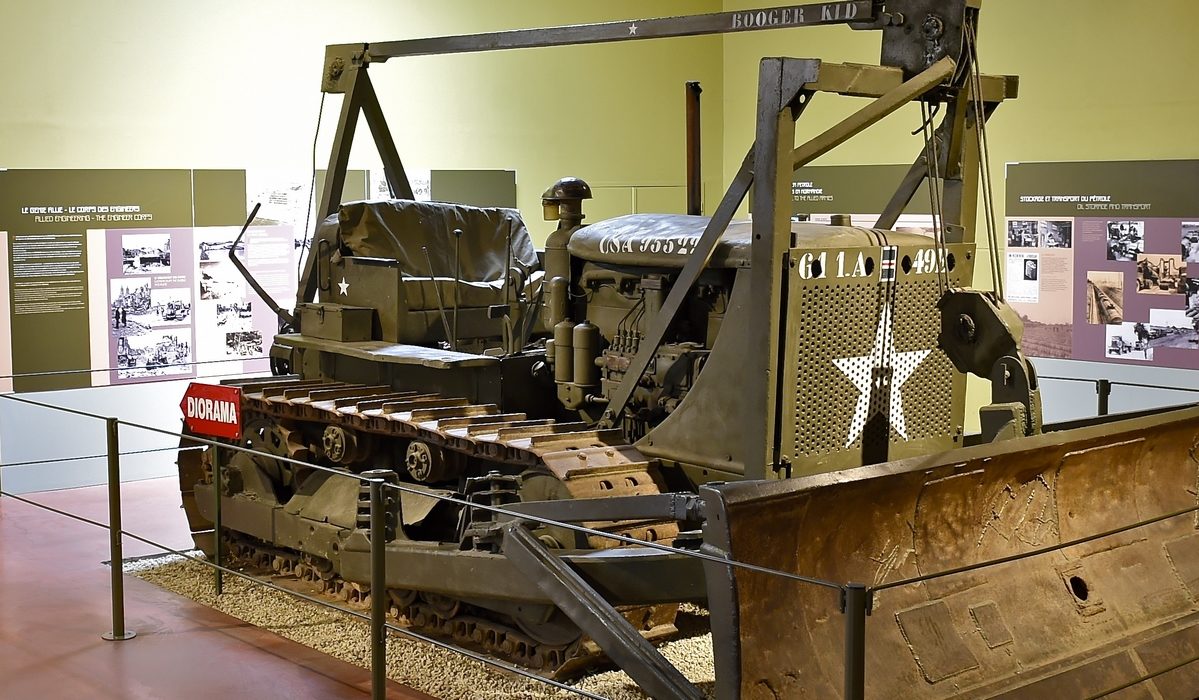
[0,0,725,492]
[721,0,1199,426]
[0,0,725,234]
[3,1,1197,491]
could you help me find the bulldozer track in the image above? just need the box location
[184,376,681,677]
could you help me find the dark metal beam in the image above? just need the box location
[745,58,811,479]
[367,2,875,60]
[356,68,415,200]
[502,522,704,700]
[790,56,955,170]
[503,493,704,524]
[685,81,703,216]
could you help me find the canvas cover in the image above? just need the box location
[325,199,539,282]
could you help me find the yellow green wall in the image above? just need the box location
[0,0,725,242]
[4,1,1198,435]
[721,0,1199,429]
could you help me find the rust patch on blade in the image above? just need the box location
[896,599,980,683]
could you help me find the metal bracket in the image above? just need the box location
[502,492,705,524]
[501,521,704,700]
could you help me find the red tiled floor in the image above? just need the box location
[0,478,436,700]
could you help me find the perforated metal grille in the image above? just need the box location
[784,273,960,460]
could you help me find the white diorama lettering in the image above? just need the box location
[188,396,237,423]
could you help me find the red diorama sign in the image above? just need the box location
[180,383,242,439]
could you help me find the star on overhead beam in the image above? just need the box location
[628,22,638,35]
[337,277,349,296]
[833,300,931,447]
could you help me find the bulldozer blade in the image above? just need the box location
[701,404,1199,699]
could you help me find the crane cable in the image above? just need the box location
[918,100,950,296]
[966,22,1005,300]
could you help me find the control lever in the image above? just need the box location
[229,202,296,327]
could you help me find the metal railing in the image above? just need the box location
[0,392,627,699]
[2,373,1192,699]
[1039,375,1199,417]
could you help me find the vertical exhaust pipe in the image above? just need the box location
[685,81,703,216]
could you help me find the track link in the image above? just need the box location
[181,376,681,678]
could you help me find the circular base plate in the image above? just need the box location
[101,630,137,641]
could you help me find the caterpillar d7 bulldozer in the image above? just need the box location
[176,2,1199,697]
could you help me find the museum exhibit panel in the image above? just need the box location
[3,1,1199,699]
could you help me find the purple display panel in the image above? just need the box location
[1006,160,1199,370]
[104,227,198,385]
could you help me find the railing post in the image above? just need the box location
[842,583,868,700]
[1096,379,1111,416]
[369,475,386,700]
[212,444,223,595]
[102,417,135,641]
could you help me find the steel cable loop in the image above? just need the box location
[0,490,608,700]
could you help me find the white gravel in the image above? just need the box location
[126,554,715,699]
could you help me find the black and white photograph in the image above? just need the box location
[122,233,172,274]
[225,330,263,358]
[1104,322,1154,361]
[1005,251,1039,303]
[216,301,253,331]
[1148,309,1199,350]
[1106,220,1145,261]
[197,228,247,300]
[1188,279,1199,317]
[116,330,193,379]
[1182,221,1199,263]
[1085,270,1124,325]
[1136,253,1185,295]
[1038,220,1072,248]
[197,238,245,262]
[1007,220,1039,248]
[149,287,192,325]
[109,279,151,337]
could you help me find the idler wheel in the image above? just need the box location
[421,592,461,619]
[322,425,361,464]
[405,440,452,483]
[513,607,581,647]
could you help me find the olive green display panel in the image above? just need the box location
[0,169,246,392]
[430,169,517,208]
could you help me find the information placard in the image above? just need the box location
[1005,160,1199,368]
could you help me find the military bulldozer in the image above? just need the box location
[177,2,1199,698]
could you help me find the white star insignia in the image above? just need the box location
[628,22,638,35]
[337,277,349,296]
[833,300,931,447]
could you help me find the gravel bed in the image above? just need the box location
[126,554,715,699]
